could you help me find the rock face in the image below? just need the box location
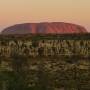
[1,22,87,34]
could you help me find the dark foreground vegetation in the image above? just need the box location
[0,33,90,90]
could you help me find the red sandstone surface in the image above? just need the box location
[1,22,87,34]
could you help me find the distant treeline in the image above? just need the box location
[0,33,90,40]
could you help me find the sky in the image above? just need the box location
[0,0,90,32]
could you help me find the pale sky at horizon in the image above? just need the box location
[0,0,90,32]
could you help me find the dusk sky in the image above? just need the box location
[0,0,90,32]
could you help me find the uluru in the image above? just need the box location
[1,22,87,35]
